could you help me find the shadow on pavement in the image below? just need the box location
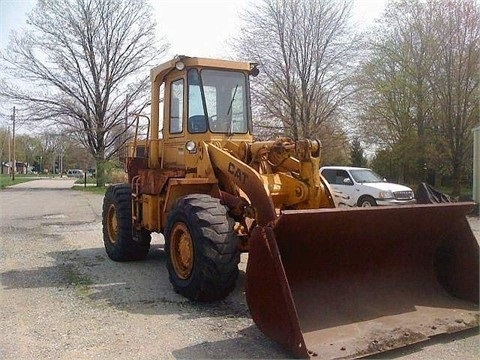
[171,326,287,359]
[0,243,250,319]
[0,241,291,358]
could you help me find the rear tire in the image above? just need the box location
[102,184,150,261]
[165,194,239,302]
[358,196,377,207]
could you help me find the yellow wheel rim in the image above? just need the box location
[170,223,194,280]
[107,204,118,244]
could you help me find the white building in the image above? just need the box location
[473,126,480,214]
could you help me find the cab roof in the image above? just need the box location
[150,56,253,83]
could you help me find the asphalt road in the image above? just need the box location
[0,178,478,359]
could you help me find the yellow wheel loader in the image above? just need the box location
[102,56,479,359]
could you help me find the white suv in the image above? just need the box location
[66,169,85,178]
[320,166,416,207]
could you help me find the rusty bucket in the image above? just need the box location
[245,203,479,359]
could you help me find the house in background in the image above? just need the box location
[1,161,29,175]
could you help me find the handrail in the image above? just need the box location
[131,113,151,158]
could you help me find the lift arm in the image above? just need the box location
[206,143,277,226]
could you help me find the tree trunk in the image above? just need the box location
[451,161,463,198]
[96,150,107,187]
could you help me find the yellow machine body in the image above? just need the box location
[121,56,479,359]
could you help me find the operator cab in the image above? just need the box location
[162,57,258,141]
[139,56,259,169]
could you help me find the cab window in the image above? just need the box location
[322,169,353,185]
[187,70,207,133]
[170,79,184,134]
[186,68,249,134]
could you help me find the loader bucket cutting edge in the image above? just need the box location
[245,203,479,359]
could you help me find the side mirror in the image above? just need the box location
[343,178,353,185]
[250,63,260,77]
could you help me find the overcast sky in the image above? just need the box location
[0,0,386,57]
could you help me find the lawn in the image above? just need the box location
[0,174,37,189]
[72,184,107,195]
[434,185,473,201]
[74,176,97,185]
[70,175,107,195]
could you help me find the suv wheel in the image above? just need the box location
[358,196,377,207]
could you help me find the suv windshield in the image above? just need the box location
[350,169,384,183]
[188,68,249,134]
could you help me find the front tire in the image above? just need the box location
[165,194,239,302]
[358,196,377,207]
[102,184,150,261]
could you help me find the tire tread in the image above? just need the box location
[165,194,239,302]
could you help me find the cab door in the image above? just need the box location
[321,169,356,206]
[163,77,187,168]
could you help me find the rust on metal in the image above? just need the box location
[245,203,479,359]
[246,226,309,358]
[169,222,194,280]
[127,157,147,183]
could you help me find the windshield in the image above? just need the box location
[187,68,249,134]
[350,169,385,183]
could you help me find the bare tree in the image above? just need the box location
[234,0,358,157]
[0,0,169,185]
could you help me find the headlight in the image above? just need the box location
[378,190,394,199]
[175,61,185,71]
[185,141,196,153]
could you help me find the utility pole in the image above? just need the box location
[123,94,128,165]
[7,125,11,175]
[125,94,128,155]
[125,94,128,130]
[12,106,16,181]
[59,143,64,177]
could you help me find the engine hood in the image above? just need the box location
[361,182,413,192]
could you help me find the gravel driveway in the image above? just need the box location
[0,179,478,359]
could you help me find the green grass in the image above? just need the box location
[0,174,37,189]
[65,267,94,286]
[63,265,94,296]
[74,176,97,185]
[72,184,107,195]
[434,185,473,200]
[71,176,107,194]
